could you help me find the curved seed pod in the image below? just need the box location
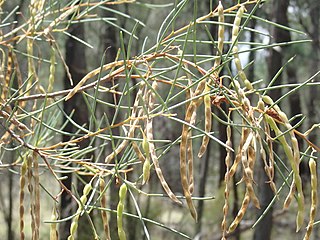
[198,84,212,158]
[145,81,181,204]
[99,178,111,240]
[147,118,181,204]
[20,159,27,240]
[117,183,127,240]
[105,82,145,163]
[283,181,296,209]
[131,142,146,162]
[228,190,250,233]
[303,158,317,240]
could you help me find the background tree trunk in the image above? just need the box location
[60,22,91,239]
[254,1,291,239]
[101,7,120,240]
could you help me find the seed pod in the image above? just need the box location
[229,127,249,178]
[99,178,111,240]
[20,159,27,240]
[50,207,58,240]
[68,180,92,239]
[231,5,253,90]
[105,81,145,163]
[117,183,127,240]
[142,131,150,157]
[262,95,274,105]
[1,50,12,100]
[131,142,146,162]
[213,1,224,73]
[265,115,304,231]
[198,84,212,158]
[146,81,181,204]
[142,159,151,185]
[221,124,232,239]
[228,191,250,233]
[283,181,296,209]
[303,158,317,240]
[48,45,56,92]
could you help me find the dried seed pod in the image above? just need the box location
[221,124,232,238]
[27,155,37,239]
[180,99,199,220]
[33,152,40,240]
[198,84,212,158]
[231,5,253,90]
[228,191,250,233]
[145,81,181,204]
[187,127,195,194]
[48,45,56,92]
[105,82,145,163]
[20,159,27,240]
[1,49,12,100]
[303,158,317,240]
[213,1,224,72]
[229,127,249,178]
[99,178,111,240]
[131,142,146,162]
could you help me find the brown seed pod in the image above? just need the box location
[99,178,111,240]
[198,84,212,158]
[228,190,250,233]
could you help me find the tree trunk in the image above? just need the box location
[101,7,120,240]
[254,1,290,239]
[60,21,91,239]
[308,0,320,147]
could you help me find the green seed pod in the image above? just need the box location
[142,132,150,157]
[142,159,151,184]
[50,207,58,240]
[257,99,265,111]
[262,95,274,105]
[117,183,127,240]
[83,183,92,196]
[119,183,127,201]
[303,158,317,240]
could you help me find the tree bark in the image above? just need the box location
[308,0,320,147]
[101,7,120,240]
[254,1,290,239]
[60,21,90,239]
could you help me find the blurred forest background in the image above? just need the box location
[0,0,319,239]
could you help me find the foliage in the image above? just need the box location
[0,0,319,239]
